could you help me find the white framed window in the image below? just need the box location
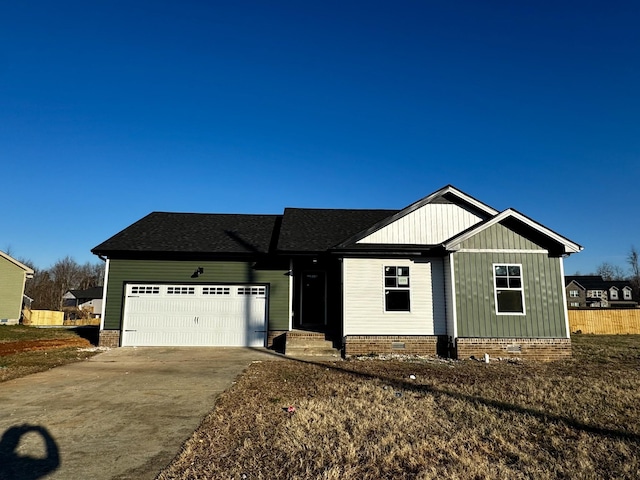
[384,266,410,312]
[493,264,525,315]
[570,302,580,307]
[623,287,632,300]
[610,288,619,300]
[569,290,579,298]
[588,290,603,298]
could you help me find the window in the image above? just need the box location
[570,302,580,307]
[203,287,230,295]
[587,290,603,298]
[238,287,266,296]
[569,290,579,298]
[167,286,195,295]
[493,264,525,314]
[384,266,410,311]
[610,288,619,300]
[624,288,632,300]
[130,285,160,295]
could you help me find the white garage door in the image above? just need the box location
[122,284,267,347]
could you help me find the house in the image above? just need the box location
[62,286,104,318]
[0,250,34,325]
[92,185,582,360]
[565,275,638,308]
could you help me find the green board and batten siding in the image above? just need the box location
[103,259,290,331]
[454,222,567,338]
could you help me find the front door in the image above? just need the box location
[300,271,326,327]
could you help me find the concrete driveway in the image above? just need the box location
[0,347,283,480]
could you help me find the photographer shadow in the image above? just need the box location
[0,425,60,480]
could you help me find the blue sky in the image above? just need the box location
[1,1,638,275]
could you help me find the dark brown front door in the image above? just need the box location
[301,271,326,327]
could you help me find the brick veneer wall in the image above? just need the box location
[344,335,443,357]
[456,338,571,361]
[99,330,121,348]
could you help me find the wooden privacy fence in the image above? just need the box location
[22,309,64,326]
[568,309,640,334]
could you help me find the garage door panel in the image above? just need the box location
[122,284,267,347]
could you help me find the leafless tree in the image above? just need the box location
[596,262,626,281]
[628,246,640,295]
[23,257,105,311]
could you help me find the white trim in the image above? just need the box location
[449,254,458,340]
[456,248,548,254]
[445,209,582,254]
[99,259,110,331]
[288,259,293,331]
[560,259,571,338]
[493,263,526,316]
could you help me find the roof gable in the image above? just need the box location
[445,209,582,255]
[337,185,497,248]
[0,250,34,275]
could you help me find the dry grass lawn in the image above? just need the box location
[0,325,100,382]
[159,335,640,479]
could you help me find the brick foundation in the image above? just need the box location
[267,330,287,350]
[455,338,572,361]
[344,335,445,357]
[99,330,121,348]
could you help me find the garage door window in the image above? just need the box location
[238,287,266,295]
[131,285,160,295]
[167,286,195,295]
[203,287,230,295]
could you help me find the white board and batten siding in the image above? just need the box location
[122,284,267,347]
[343,258,447,336]
[357,203,483,245]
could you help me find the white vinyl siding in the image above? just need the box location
[343,258,446,335]
[357,203,483,245]
[122,283,267,347]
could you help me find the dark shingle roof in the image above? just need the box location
[92,212,280,255]
[69,286,104,300]
[277,208,398,252]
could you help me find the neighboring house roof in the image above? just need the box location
[0,250,34,276]
[564,275,602,289]
[92,213,281,256]
[68,286,104,301]
[277,208,397,252]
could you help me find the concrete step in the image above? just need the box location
[284,331,341,357]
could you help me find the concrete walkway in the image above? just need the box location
[0,347,284,480]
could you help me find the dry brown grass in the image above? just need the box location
[158,335,640,480]
[0,325,100,382]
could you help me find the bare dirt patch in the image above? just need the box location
[0,337,91,356]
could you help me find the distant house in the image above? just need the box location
[0,251,34,325]
[565,275,638,308]
[62,286,104,318]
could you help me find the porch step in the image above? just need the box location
[284,330,341,357]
